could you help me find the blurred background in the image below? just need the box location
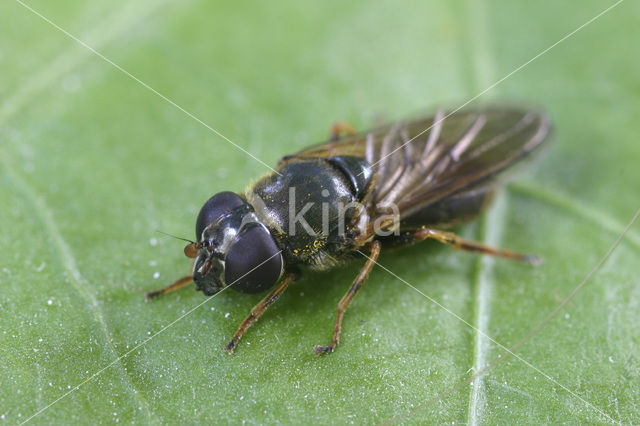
[1,0,638,423]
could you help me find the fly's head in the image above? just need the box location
[186,192,283,295]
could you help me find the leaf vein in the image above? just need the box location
[510,181,640,250]
[0,0,173,129]
[1,156,155,421]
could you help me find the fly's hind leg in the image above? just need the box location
[330,121,356,141]
[414,227,540,265]
[314,240,382,356]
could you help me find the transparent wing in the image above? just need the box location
[283,106,552,220]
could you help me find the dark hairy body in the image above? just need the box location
[147,106,552,355]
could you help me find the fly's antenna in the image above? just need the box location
[156,230,195,244]
[156,230,204,258]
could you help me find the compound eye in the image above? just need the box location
[195,192,245,240]
[224,225,283,294]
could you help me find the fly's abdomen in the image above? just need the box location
[398,187,496,231]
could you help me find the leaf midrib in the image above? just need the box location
[0,0,182,420]
[455,0,497,422]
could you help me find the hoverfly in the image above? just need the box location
[147,106,552,355]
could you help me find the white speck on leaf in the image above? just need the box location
[150,238,158,246]
[225,313,230,318]
[153,272,160,279]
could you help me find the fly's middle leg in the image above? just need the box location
[314,240,382,355]
[414,227,540,265]
[224,271,298,354]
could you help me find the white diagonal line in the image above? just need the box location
[378,205,640,424]
[14,0,629,423]
[358,251,618,424]
[19,250,283,425]
[21,292,227,425]
[368,0,625,172]
[14,0,280,176]
[368,205,640,424]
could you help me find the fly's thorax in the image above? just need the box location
[192,192,283,295]
[246,157,373,264]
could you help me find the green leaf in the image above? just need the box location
[1,0,639,423]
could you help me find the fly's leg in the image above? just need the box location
[314,240,382,356]
[414,227,540,265]
[145,259,196,300]
[330,121,356,141]
[145,276,193,301]
[224,271,298,354]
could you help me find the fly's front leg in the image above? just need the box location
[314,240,382,356]
[145,259,196,300]
[414,227,540,265]
[145,276,193,300]
[330,121,356,141]
[224,271,298,353]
